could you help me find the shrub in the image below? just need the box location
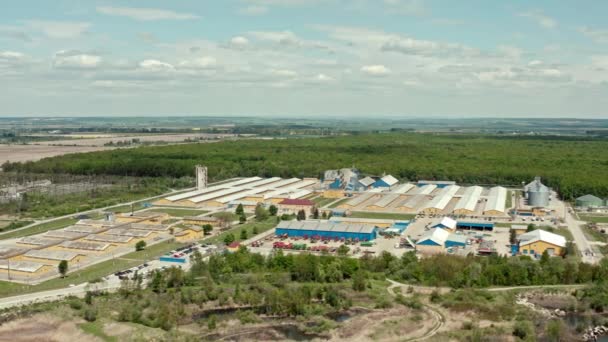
[83,307,97,322]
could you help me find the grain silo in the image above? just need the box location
[525,177,550,207]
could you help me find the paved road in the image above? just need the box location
[563,204,600,264]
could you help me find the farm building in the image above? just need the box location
[431,217,457,232]
[278,198,316,216]
[412,184,437,195]
[329,217,395,228]
[445,234,468,248]
[339,193,375,209]
[115,211,168,224]
[227,200,258,211]
[525,177,550,207]
[183,216,220,226]
[416,228,449,255]
[457,221,494,231]
[393,183,415,194]
[174,227,203,242]
[22,250,86,264]
[510,225,528,236]
[0,260,52,276]
[358,177,375,190]
[323,168,359,191]
[417,180,456,188]
[483,186,507,216]
[576,194,604,208]
[517,229,566,257]
[275,220,378,241]
[453,186,483,215]
[397,194,427,212]
[420,185,460,214]
[373,175,398,188]
[366,193,402,210]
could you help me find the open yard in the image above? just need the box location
[579,214,608,224]
[0,217,78,239]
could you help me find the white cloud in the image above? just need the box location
[382,0,426,15]
[381,37,439,56]
[315,73,334,82]
[179,56,217,69]
[248,30,300,45]
[271,69,298,77]
[518,11,557,29]
[139,59,174,71]
[0,51,25,60]
[361,65,391,76]
[579,27,608,44]
[230,36,250,46]
[96,6,199,21]
[528,60,543,66]
[25,20,90,39]
[239,5,269,15]
[53,50,102,69]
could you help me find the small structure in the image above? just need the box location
[576,194,604,208]
[457,221,494,231]
[510,225,528,236]
[416,228,449,255]
[431,217,457,232]
[358,177,376,190]
[517,229,566,257]
[174,227,203,242]
[278,198,316,216]
[445,233,467,248]
[227,242,241,252]
[183,216,220,226]
[373,175,398,188]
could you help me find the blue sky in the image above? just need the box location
[1,0,608,117]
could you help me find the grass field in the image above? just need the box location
[0,217,78,239]
[204,217,277,244]
[0,240,184,298]
[328,198,350,208]
[582,225,608,242]
[148,208,208,217]
[349,211,416,220]
[579,214,608,224]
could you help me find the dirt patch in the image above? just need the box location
[0,314,101,342]
[103,321,134,337]
[0,145,110,164]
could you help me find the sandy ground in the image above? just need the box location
[0,314,101,342]
[0,145,111,165]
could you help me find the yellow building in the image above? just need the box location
[278,199,316,216]
[115,211,169,224]
[175,227,203,242]
[517,229,566,257]
[183,216,220,227]
[510,225,528,236]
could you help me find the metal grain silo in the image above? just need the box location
[526,176,550,207]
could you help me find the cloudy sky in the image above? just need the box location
[1,0,608,118]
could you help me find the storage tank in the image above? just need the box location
[526,176,550,207]
[575,194,604,208]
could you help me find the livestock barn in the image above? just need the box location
[275,220,377,241]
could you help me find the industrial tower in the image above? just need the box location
[196,165,208,190]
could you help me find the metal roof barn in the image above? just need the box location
[374,175,398,188]
[393,183,415,194]
[412,184,437,195]
[445,234,468,247]
[369,193,401,208]
[275,220,377,241]
[165,177,261,202]
[416,228,450,246]
[484,186,507,214]
[454,186,483,213]
[517,229,566,248]
[421,185,460,212]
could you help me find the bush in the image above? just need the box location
[135,240,146,251]
[512,320,533,340]
[68,299,83,310]
[83,307,97,322]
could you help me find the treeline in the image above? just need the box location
[4,133,608,199]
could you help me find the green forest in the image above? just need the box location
[4,133,608,199]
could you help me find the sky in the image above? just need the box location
[1,0,608,118]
